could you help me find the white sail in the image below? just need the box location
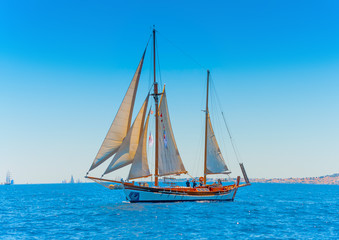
[206,115,229,174]
[88,51,146,172]
[104,96,149,175]
[158,89,187,176]
[127,110,151,180]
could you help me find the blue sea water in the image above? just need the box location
[0,183,338,239]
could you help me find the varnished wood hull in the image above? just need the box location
[86,176,245,203]
[123,184,235,203]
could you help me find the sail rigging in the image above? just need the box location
[153,28,160,186]
[204,70,230,176]
[85,28,251,203]
[157,88,187,176]
[206,115,230,174]
[88,50,147,172]
[103,95,149,175]
[127,109,152,180]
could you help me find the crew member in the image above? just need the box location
[192,179,197,188]
[186,179,190,187]
[199,178,203,186]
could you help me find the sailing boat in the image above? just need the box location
[86,28,250,202]
[4,171,13,185]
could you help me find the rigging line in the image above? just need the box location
[212,84,232,173]
[194,112,205,177]
[145,33,153,90]
[187,172,195,179]
[148,39,153,89]
[145,33,152,49]
[226,174,235,184]
[147,31,154,90]
[195,74,207,177]
[221,112,240,164]
[210,76,242,164]
[156,30,207,71]
[149,96,156,175]
[147,82,155,95]
[155,36,163,92]
[194,91,206,177]
[146,102,154,176]
[215,91,232,172]
[210,76,231,171]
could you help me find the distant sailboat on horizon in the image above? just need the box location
[86,28,250,202]
[4,171,14,185]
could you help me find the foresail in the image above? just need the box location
[88,51,146,172]
[158,89,187,176]
[206,116,229,174]
[104,95,149,175]
[127,109,151,180]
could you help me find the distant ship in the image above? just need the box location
[86,28,250,202]
[4,171,14,185]
[69,175,74,184]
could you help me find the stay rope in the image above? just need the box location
[210,78,242,164]
[156,30,207,71]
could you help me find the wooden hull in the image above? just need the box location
[123,184,235,203]
[86,176,246,203]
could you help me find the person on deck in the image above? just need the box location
[199,179,203,186]
[186,179,190,187]
[192,180,197,188]
[217,179,222,186]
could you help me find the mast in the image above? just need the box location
[153,27,159,186]
[204,70,210,185]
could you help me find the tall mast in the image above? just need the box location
[153,27,159,186]
[204,70,210,185]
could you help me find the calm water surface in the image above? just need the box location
[0,183,338,239]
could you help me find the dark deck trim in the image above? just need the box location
[130,199,234,203]
[124,185,234,196]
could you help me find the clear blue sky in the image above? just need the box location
[1,0,338,183]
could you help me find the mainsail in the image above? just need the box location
[127,109,152,180]
[88,51,146,172]
[104,95,149,175]
[158,89,187,176]
[206,115,230,174]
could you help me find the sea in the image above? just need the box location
[0,183,338,239]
